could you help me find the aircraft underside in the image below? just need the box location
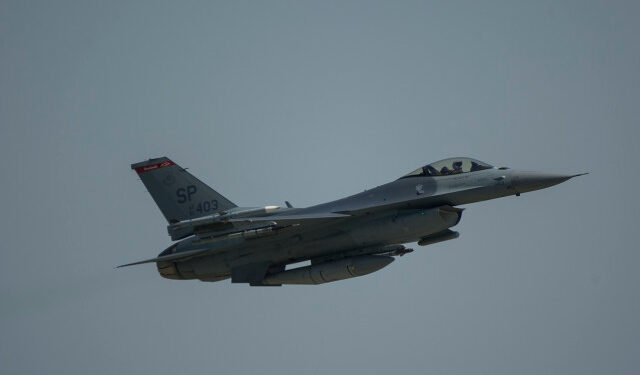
[157,206,463,285]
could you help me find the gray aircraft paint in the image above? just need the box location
[3,1,637,373]
[132,157,237,223]
[121,156,584,286]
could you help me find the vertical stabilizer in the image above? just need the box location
[131,157,236,223]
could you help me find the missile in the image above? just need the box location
[192,222,278,245]
[169,206,280,230]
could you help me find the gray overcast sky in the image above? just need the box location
[1,1,638,374]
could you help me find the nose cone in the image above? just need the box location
[512,171,586,193]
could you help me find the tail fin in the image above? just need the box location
[131,157,236,223]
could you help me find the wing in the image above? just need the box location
[119,212,351,268]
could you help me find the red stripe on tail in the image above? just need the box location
[134,160,175,174]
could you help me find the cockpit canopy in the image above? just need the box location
[400,157,494,178]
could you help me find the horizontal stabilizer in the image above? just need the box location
[117,248,209,268]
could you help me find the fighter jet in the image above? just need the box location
[120,157,585,286]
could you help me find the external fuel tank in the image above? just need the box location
[261,255,394,285]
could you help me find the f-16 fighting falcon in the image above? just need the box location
[120,157,585,286]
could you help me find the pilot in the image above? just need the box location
[440,166,450,175]
[452,161,463,174]
[425,165,439,176]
